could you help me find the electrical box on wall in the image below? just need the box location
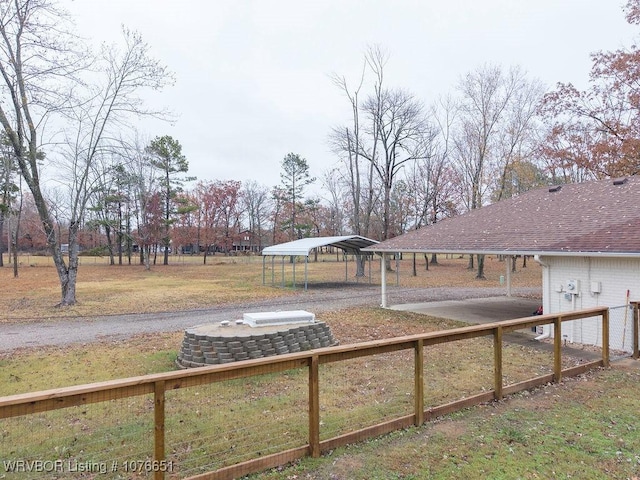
[590,281,602,294]
[565,279,581,294]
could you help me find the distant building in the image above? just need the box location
[232,230,268,253]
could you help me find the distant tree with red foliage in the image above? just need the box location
[540,1,640,179]
[135,191,164,266]
[193,181,219,263]
[216,180,242,255]
[172,191,199,254]
[191,180,242,263]
[17,193,47,251]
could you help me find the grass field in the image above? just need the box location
[0,253,540,321]
[251,363,640,480]
[2,254,640,479]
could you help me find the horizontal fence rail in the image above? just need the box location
[0,306,618,479]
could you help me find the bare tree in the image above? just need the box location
[360,47,430,243]
[330,46,430,272]
[241,180,271,251]
[60,29,173,297]
[329,57,376,240]
[492,68,545,201]
[405,97,458,269]
[9,179,23,277]
[320,169,347,236]
[453,64,535,278]
[362,89,429,241]
[270,186,286,246]
[0,135,23,277]
[0,1,85,300]
[329,61,377,276]
[0,0,173,305]
[0,135,18,269]
[125,134,159,270]
[454,65,512,213]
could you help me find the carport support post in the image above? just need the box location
[506,256,512,297]
[381,253,388,308]
[345,253,348,282]
[304,255,308,291]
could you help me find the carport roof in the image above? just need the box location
[262,235,378,256]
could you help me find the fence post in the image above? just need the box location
[554,317,562,383]
[602,308,610,367]
[632,302,639,360]
[493,326,503,400]
[154,380,166,480]
[414,339,424,426]
[308,355,320,458]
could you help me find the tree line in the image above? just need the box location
[1,0,639,305]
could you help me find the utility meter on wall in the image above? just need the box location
[566,279,580,294]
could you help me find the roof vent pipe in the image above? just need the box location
[613,177,628,185]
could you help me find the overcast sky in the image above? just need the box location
[65,0,636,196]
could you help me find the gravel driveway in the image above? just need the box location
[0,285,540,353]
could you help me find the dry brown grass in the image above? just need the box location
[10,254,635,480]
[1,254,290,321]
[0,332,184,395]
[0,253,541,321]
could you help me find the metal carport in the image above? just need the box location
[261,235,379,290]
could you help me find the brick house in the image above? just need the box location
[365,176,640,352]
[232,230,267,254]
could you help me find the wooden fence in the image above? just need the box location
[0,306,626,480]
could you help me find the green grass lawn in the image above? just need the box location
[250,364,640,480]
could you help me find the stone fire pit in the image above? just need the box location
[176,310,336,368]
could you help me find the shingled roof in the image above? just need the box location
[365,176,640,257]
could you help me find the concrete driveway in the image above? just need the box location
[389,296,608,363]
[389,296,542,324]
